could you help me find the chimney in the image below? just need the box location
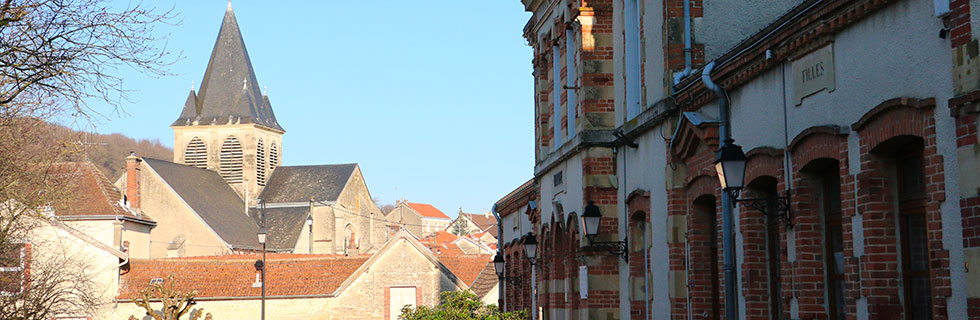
[125,153,142,210]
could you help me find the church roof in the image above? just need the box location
[258,164,358,203]
[172,4,283,132]
[142,158,259,250]
[249,206,309,251]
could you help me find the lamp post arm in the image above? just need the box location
[587,240,628,263]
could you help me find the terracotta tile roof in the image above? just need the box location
[406,202,450,219]
[437,254,493,287]
[433,231,458,244]
[48,162,145,220]
[468,262,499,299]
[118,254,369,299]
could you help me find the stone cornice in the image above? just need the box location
[534,130,616,177]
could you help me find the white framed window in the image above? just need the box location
[565,22,578,138]
[0,243,28,295]
[624,0,642,120]
[552,38,563,149]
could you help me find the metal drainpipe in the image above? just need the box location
[672,0,694,85]
[491,204,505,310]
[702,61,738,320]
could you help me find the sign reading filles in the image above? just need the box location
[792,44,835,105]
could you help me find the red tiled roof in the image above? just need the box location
[462,213,497,231]
[117,254,369,299]
[433,231,458,244]
[49,162,143,220]
[437,254,492,287]
[406,202,450,219]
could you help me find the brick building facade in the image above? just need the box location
[500,0,980,319]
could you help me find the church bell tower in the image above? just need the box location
[171,2,284,202]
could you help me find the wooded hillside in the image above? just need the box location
[51,124,172,180]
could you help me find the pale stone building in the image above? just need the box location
[446,210,498,237]
[384,201,451,237]
[115,3,386,258]
[110,230,497,320]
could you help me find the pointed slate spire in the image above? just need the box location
[172,3,283,132]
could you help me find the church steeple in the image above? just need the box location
[172,4,284,203]
[172,2,283,132]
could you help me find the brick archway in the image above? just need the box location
[851,97,949,320]
[788,125,854,319]
[740,147,785,320]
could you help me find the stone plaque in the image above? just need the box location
[793,44,836,105]
[579,265,588,299]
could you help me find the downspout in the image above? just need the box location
[491,204,505,310]
[672,0,693,85]
[702,61,738,320]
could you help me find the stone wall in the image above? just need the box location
[140,162,232,257]
[172,123,283,201]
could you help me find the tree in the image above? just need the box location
[0,0,175,318]
[0,213,110,320]
[129,275,212,320]
[451,218,471,236]
[400,291,528,320]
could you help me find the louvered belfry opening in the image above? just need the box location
[256,138,266,186]
[219,136,244,183]
[270,142,279,171]
[184,137,208,169]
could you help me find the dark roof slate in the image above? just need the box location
[143,158,259,249]
[172,4,283,131]
[250,206,309,251]
[258,164,357,203]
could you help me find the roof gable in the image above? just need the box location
[49,162,144,220]
[258,164,357,203]
[142,158,258,249]
[172,4,282,131]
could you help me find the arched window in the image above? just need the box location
[691,195,720,320]
[219,136,243,183]
[270,142,279,171]
[183,137,207,169]
[256,139,266,186]
[808,159,846,320]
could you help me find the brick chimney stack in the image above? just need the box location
[125,153,142,210]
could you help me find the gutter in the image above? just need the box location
[672,0,694,85]
[114,293,337,303]
[672,0,827,94]
[491,204,504,308]
[57,215,157,227]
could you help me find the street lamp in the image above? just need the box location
[522,233,537,265]
[493,253,521,285]
[714,139,793,227]
[257,226,267,320]
[580,201,628,262]
[714,139,747,198]
[306,214,314,254]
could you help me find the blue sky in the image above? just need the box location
[85,1,534,217]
